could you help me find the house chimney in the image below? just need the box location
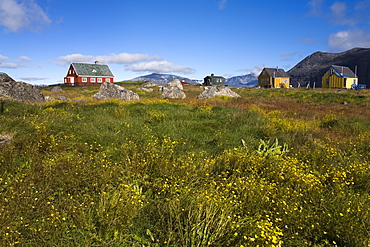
[95,61,99,64]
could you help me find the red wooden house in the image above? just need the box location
[64,61,114,86]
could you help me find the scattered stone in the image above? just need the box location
[56,96,68,101]
[0,134,11,149]
[197,86,241,99]
[342,101,349,105]
[0,80,44,102]
[94,82,139,101]
[73,99,88,102]
[160,79,186,99]
[142,81,158,87]
[49,86,64,92]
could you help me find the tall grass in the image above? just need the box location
[0,87,369,246]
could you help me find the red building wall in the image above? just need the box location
[64,65,114,86]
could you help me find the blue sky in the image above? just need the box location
[1,0,370,85]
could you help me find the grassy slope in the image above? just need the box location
[0,83,370,246]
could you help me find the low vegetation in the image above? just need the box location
[0,84,370,246]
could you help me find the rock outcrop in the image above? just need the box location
[160,79,186,99]
[0,72,15,82]
[197,86,241,99]
[141,81,158,87]
[288,47,370,87]
[94,82,139,101]
[0,75,44,102]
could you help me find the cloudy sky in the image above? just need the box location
[1,0,370,84]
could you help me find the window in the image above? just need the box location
[105,78,111,82]
[90,78,96,83]
[261,78,265,84]
[82,78,87,83]
[98,78,102,83]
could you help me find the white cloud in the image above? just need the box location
[57,53,162,66]
[0,54,32,68]
[126,60,195,74]
[243,65,266,76]
[280,51,300,61]
[0,0,51,32]
[58,53,194,75]
[298,38,317,44]
[328,29,370,50]
[19,76,48,81]
[218,0,227,10]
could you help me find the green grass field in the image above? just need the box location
[0,84,370,246]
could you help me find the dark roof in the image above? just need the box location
[263,68,289,78]
[330,65,356,78]
[71,63,114,77]
[204,75,225,79]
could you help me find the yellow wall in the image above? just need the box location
[258,75,271,87]
[322,71,356,89]
[274,78,290,88]
[258,75,290,88]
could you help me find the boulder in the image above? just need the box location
[142,81,158,87]
[0,80,44,102]
[49,86,64,92]
[94,82,139,101]
[197,86,241,99]
[160,79,186,99]
[0,72,15,82]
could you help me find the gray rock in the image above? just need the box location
[161,79,186,99]
[56,96,68,101]
[49,86,64,92]
[0,80,44,102]
[197,86,241,99]
[94,82,139,101]
[0,72,15,82]
[0,134,11,149]
[142,81,158,87]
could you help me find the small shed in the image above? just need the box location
[203,74,226,86]
[322,65,358,89]
[64,61,114,86]
[258,67,290,88]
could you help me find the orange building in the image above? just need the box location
[258,67,290,88]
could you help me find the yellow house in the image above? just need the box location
[322,65,358,89]
[258,67,290,88]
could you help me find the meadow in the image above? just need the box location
[0,83,370,246]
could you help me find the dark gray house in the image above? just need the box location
[203,74,226,86]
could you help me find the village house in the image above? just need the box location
[64,61,114,86]
[258,67,290,88]
[203,74,226,86]
[321,65,358,89]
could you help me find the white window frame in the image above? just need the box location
[90,78,96,83]
[105,78,111,82]
[82,77,87,83]
[98,78,103,83]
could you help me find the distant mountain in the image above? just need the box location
[288,47,370,87]
[226,74,258,87]
[128,73,198,85]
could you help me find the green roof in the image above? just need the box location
[72,63,114,77]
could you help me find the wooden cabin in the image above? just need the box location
[203,74,226,86]
[322,65,357,89]
[258,67,290,88]
[64,61,114,86]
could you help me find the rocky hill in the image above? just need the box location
[226,74,257,87]
[288,47,370,87]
